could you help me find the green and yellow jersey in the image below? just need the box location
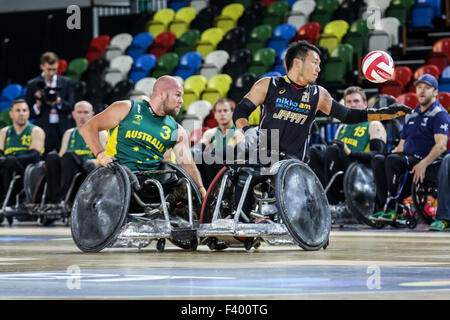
[105,100,178,171]
[67,128,94,161]
[209,125,237,151]
[3,124,34,156]
[336,122,370,152]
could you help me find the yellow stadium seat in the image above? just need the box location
[183,75,208,107]
[248,106,261,127]
[169,7,197,38]
[195,28,224,58]
[323,20,349,41]
[148,8,175,37]
[200,74,232,106]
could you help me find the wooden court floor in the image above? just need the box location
[1,222,450,300]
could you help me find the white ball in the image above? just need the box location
[362,50,395,83]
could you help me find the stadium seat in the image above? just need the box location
[217,27,247,54]
[365,0,391,16]
[318,33,341,54]
[409,3,434,31]
[147,31,177,59]
[332,0,361,24]
[248,48,277,78]
[190,0,209,12]
[414,64,441,80]
[173,29,201,57]
[432,38,450,60]
[0,84,23,111]
[324,20,350,42]
[65,57,89,82]
[292,22,322,44]
[427,52,449,74]
[291,0,316,19]
[183,75,208,107]
[323,56,346,84]
[57,59,68,75]
[222,48,253,80]
[201,73,233,106]
[397,92,418,109]
[151,52,179,78]
[376,17,401,47]
[309,8,333,29]
[438,92,450,111]
[126,32,154,60]
[214,3,245,34]
[367,30,392,53]
[199,50,230,79]
[169,7,197,38]
[186,99,212,120]
[84,80,112,108]
[259,0,277,8]
[190,6,220,32]
[331,44,353,74]
[227,72,258,103]
[238,2,267,36]
[168,0,190,11]
[262,1,290,29]
[379,80,404,98]
[129,77,157,98]
[246,24,273,55]
[85,35,110,63]
[174,51,204,80]
[81,57,109,89]
[147,8,176,37]
[393,66,413,89]
[267,24,297,57]
[73,81,87,102]
[196,27,225,58]
[189,126,210,146]
[104,55,134,87]
[128,54,157,83]
[104,33,133,62]
[181,113,203,135]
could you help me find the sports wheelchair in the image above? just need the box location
[0,161,85,226]
[71,162,203,253]
[197,157,331,251]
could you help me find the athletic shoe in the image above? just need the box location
[429,220,450,231]
[369,211,385,221]
[379,210,405,222]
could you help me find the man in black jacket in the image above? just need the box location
[25,52,75,155]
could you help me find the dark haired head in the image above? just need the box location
[284,41,321,71]
[40,52,59,65]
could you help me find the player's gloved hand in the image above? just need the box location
[96,151,113,168]
[331,139,351,156]
[367,103,412,121]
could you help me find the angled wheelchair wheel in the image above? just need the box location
[71,164,131,253]
[274,159,331,251]
[164,162,203,251]
[343,162,384,229]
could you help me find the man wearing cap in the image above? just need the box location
[369,74,450,223]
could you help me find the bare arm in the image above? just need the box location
[29,126,45,153]
[234,77,270,130]
[391,139,405,153]
[58,129,73,157]
[0,127,6,152]
[173,124,206,197]
[79,100,132,166]
[368,121,387,143]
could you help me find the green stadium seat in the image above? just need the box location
[151,53,179,78]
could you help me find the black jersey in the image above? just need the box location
[260,76,319,160]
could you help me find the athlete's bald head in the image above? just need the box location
[72,100,94,127]
[150,76,184,117]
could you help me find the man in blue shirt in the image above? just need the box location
[370,74,450,222]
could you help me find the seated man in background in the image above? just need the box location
[194,98,244,188]
[0,99,45,207]
[44,101,107,204]
[370,74,450,222]
[309,86,387,204]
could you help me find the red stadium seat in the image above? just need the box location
[427,52,449,73]
[414,64,441,80]
[189,126,210,146]
[432,37,450,59]
[85,35,111,63]
[148,31,177,59]
[438,92,450,111]
[379,80,404,97]
[259,0,276,8]
[293,22,322,44]
[393,66,413,89]
[397,92,418,109]
[57,59,68,75]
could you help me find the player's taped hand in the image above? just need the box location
[331,139,345,150]
[367,103,412,121]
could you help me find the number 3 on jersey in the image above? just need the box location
[160,125,171,140]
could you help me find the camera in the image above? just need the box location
[36,80,61,103]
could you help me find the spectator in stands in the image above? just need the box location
[430,153,450,230]
[309,86,387,204]
[44,101,107,204]
[25,52,75,155]
[193,98,244,188]
[369,74,450,222]
[0,99,45,207]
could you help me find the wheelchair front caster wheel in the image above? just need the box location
[156,238,166,252]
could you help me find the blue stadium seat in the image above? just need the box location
[260,71,282,78]
[129,54,157,83]
[409,3,435,31]
[174,51,203,79]
[438,65,450,92]
[267,24,297,57]
[0,84,23,112]
[168,0,189,11]
[126,32,154,60]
